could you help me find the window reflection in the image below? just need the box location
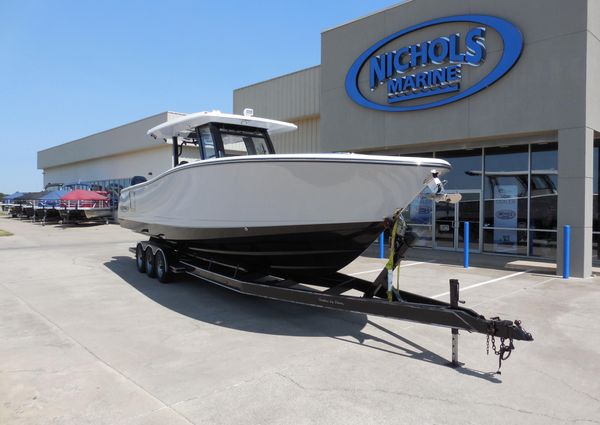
[404,193,432,225]
[594,141,600,261]
[407,225,433,248]
[483,146,528,234]
[530,231,557,258]
[398,143,560,259]
[76,176,136,208]
[403,192,433,248]
[594,141,600,233]
[530,143,557,230]
[436,149,482,190]
[483,229,527,255]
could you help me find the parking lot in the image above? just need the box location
[1,217,599,425]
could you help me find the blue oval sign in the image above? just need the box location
[496,209,517,220]
[345,15,523,112]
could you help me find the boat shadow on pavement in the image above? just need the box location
[105,255,501,383]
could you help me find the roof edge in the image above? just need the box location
[38,111,185,155]
[233,65,320,92]
[321,0,412,34]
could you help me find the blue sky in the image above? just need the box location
[0,0,401,193]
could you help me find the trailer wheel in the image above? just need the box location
[135,243,146,273]
[155,249,170,284]
[145,247,156,278]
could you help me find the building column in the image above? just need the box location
[557,127,594,278]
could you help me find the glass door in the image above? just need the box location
[434,199,456,249]
[434,190,481,252]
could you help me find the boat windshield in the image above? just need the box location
[192,124,275,160]
[219,128,272,157]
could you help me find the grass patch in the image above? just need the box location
[0,229,13,237]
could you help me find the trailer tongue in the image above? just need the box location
[131,216,533,373]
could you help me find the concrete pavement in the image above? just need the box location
[1,217,599,424]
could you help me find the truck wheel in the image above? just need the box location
[135,243,146,273]
[145,247,156,278]
[155,249,170,284]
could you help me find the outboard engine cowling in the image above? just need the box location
[130,176,147,186]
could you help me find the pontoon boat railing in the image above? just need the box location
[60,200,110,209]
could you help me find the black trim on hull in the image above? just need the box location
[120,219,384,277]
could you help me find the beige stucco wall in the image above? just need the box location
[42,145,199,187]
[270,116,320,154]
[320,0,590,153]
[234,66,321,153]
[37,112,185,170]
[234,66,320,121]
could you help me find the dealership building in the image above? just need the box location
[38,0,600,277]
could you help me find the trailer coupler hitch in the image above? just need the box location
[485,318,532,374]
[448,279,533,372]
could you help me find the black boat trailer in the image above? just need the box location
[130,231,533,373]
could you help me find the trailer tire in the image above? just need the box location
[155,249,170,284]
[145,247,156,278]
[135,243,146,273]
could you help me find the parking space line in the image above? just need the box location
[467,275,558,309]
[430,269,532,299]
[349,260,434,276]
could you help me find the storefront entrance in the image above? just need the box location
[434,190,480,252]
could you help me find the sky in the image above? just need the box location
[0,0,402,194]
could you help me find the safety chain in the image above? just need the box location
[486,333,515,374]
[486,317,522,374]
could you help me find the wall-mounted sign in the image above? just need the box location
[345,15,523,112]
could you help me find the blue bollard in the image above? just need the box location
[464,221,469,269]
[563,225,570,279]
[379,232,385,259]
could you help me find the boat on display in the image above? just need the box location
[118,110,454,277]
[11,191,48,218]
[1,191,24,213]
[59,189,112,223]
[35,189,69,223]
[119,110,534,366]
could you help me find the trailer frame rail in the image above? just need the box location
[129,236,533,370]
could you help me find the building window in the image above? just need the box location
[436,149,482,191]
[389,142,559,259]
[403,193,433,248]
[435,149,482,252]
[529,230,557,258]
[593,140,600,261]
[483,145,529,255]
[529,143,558,258]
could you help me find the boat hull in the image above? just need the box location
[120,219,383,276]
[119,154,450,276]
[59,208,112,222]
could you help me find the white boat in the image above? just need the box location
[118,110,451,276]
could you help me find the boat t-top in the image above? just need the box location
[118,109,453,277]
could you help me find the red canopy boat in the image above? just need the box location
[59,190,112,222]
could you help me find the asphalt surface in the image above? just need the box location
[1,217,599,424]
